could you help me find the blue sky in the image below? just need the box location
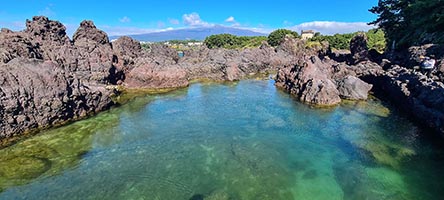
[0,0,378,36]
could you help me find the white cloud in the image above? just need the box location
[182,12,210,27]
[87,19,375,38]
[289,21,375,35]
[119,16,131,23]
[237,26,272,34]
[225,16,235,23]
[169,18,180,25]
[225,16,242,27]
[38,6,55,17]
[230,22,241,27]
[156,27,176,32]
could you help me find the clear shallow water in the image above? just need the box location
[1,79,444,200]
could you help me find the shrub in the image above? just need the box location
[267,29,299,46]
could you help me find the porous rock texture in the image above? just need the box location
[274,35,375,106]
[0,16,117,140]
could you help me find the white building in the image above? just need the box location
[301,30,315,40]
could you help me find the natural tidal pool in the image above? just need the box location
[1,79,444,200]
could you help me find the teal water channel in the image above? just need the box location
[1,79,443,200]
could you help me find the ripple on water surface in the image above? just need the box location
[1,79,444,200]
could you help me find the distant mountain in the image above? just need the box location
[109,25,267,42]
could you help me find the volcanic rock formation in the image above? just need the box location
[0,16,117,140]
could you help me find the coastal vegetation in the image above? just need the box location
[370,0,444,49]
[204,34,267,49]
[267,29,300,46]
[309,29,386,52]
[141,39,203,51]
[201,28,386,53]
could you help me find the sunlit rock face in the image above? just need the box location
[0,17,117,140]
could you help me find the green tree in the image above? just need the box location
[267,29,299,46]
[204,34,238,49]
[310,33,355,50]
[204,34,267,49]
[369,0,444,49]
[309,30,386,51]
[366,29,386,52]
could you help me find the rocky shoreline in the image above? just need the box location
[0,16,443,143]
[274,34,444,136]
[0,16,292,143]
[369,65,444,135]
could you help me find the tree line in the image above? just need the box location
[203,29,386,52]
[309,29,386,52]
[204,34,268,49]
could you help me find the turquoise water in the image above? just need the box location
[1,79,443,200]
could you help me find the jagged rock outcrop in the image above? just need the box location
[124,42,291,89]
[112,36,142,70]
[0,29,43,63]
[25,16,70,45]
[392,44,444,68]
[275,36,307,56]
[125,58,189,89]
[0,16,70,63]
[70,20,116,84]
[274,37,374,106]
[111,36,143,84]
[122,44,188,88]
[0,17,117,141]
[349,33,369,65]
[0,59,114,139]
[275,56,342,106]
[393,44,444,82]
[181,45,288,81]
[149,43,180,64]
[73,20,109,45]
[369,65,444,135]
